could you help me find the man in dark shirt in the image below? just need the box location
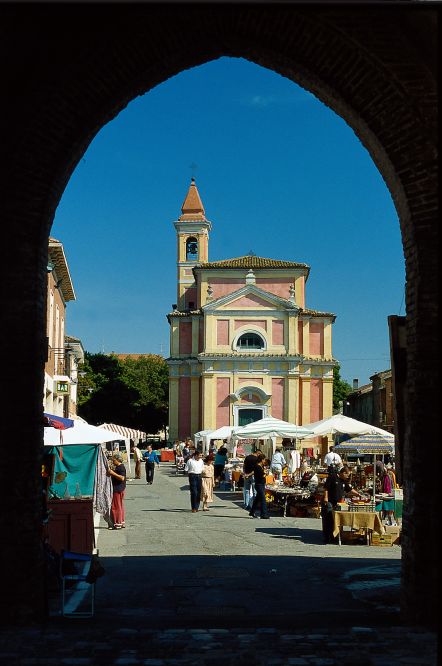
[242,449,262,510]
[249,454,270,519]
[321,465,360,544]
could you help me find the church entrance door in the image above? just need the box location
[238,408,263,427]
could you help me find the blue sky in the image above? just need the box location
[52,56,405,387]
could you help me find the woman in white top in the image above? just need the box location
[201,456,215,511]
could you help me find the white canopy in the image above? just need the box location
[193,430,213,454]
[206,425,236,441]
[232,416,313,440]
[301,414,393,439]
[98,422,147,442]
[44,419,132,473]
[200,425,237,454]
[231,417,314,453]
[44,420,121,446]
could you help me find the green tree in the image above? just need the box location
[77,352,169,435]
[333,364,352,413]
[120,355,169,434]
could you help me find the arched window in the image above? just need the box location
[186,237,198,261]
[236,332,265,350]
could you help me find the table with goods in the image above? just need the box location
[332,494,385,545]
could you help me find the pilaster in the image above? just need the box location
[169,377,179,441]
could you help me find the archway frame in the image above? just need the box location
[0,4,437,626]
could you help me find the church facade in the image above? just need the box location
[166,179,336,442]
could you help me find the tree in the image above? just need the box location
[120,355,169,434]
[333,364,352,413]
[77,352,169,434]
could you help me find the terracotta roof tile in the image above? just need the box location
[195,255,310,270]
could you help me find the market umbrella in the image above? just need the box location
[232,417,314,453]
[333,432,395,456]
[43,412,75,430]
[301,414,393,439]
[334,433,395,510]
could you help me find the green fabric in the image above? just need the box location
[48,444,99,498]
[394,499,403,519]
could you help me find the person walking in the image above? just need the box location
[182,441,191,462]
[249,453,270,519]
[143,445,160,485]
[132,443,142,479]
[185,450,204,512]
[107,452,127,529]
[201,456,215,511]
[242,448,262,510]
[214,446,228,487]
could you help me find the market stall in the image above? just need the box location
[332,509,385,545]
[302,414,394,440]
[231,416,314,457]
[43,417,118,554]
[333,433,395,511]
[302,414,394,461]
[98,422,149,473]
[265,485,312,518]
[200,425,237,455]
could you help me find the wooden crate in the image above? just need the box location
[371,533,394,547]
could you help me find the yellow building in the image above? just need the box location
[167,179,336,441]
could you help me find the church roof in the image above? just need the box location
[195,255,310,270]
[178,178,207,221]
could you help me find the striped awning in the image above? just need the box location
[98,423,147,441]
[334,433,394,455]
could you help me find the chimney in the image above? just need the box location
[353,378,359,390]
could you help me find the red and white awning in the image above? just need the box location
[98,423,147,441]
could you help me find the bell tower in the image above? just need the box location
[174,178,211,310]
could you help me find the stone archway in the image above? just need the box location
[0,4,437,626]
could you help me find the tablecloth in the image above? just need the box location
[332,511,385,538]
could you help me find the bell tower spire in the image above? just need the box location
[174,178,212,310]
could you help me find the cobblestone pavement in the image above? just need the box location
[0,623,436,665]
[1,464,436,664]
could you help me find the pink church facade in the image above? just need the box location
[167,180,336,443]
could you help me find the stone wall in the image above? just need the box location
[0,4,437,626]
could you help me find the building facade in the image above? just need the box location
[343,370,394,434]
[44,238,83,417]
[167,180,336,441]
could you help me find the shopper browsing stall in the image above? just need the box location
[321,465,361,544]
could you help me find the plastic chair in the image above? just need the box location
[60,550,95,617]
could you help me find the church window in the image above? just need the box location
[186,237,198,261]
[237,332,265,350]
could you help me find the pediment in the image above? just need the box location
[203,284,299,313]
[219,293,275,309]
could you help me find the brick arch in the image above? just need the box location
[0,5,437,626]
